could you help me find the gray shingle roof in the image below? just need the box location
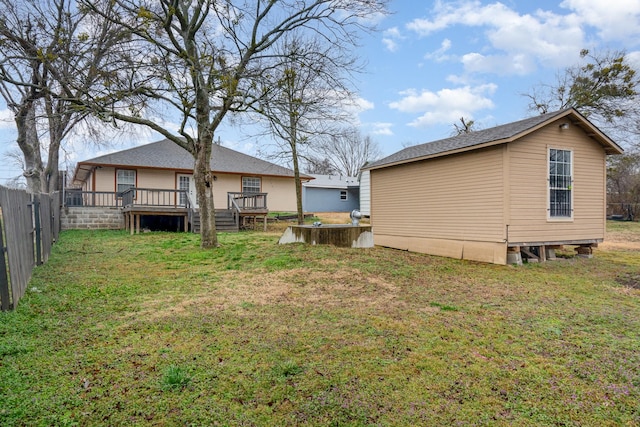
[364,108,622,170]
[77,139,301,178]
[303,174,359,189]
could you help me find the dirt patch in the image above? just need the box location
[315,212,370,225]
[616,272,640,289]
[599,241,640,251]
[600,229,640,251]
[126,267,401,323]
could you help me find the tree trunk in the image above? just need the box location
[44,150,60,193]
[290,139,304,225]
[193,139,218,248]
[15,102,44,194]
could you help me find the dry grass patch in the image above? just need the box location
[129,267,403,323]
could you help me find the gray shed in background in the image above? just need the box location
[302,174,359,213]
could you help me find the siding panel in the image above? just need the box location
[507,119,606,243]
[371,145,505,243]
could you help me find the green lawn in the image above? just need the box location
[1,223,639,426]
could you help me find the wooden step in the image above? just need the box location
[190,209,238,233]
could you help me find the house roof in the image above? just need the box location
[73,139,310,185]
[303,174,359,189]
[364,108,623,171]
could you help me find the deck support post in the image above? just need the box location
[538,245,547,262]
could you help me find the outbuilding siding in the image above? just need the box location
[507,119,606,244]
[365,109,621,265]
[371,145,508,263]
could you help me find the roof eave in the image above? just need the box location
[71,161,306,184]
[364,108,624,171]
[365,137,514,171]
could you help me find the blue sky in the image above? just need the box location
[1,0,640,184]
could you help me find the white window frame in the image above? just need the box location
[242,176,261,193]
[116,169,136,195]
[340,190,348,201]
[548,148,573,221]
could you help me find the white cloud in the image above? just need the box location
[384,27,402,38]
[348,97,375,113]
[627,50,640,69]
[560,0,640,41]
[405,1,599,74]
[0,109,15,130]
[382,38,399,52]
[382,26,403,52]
[370,122,393,136]
[424,38,453,62]
[388,84,497,128]
[461,52,536,75]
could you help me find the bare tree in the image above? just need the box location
[607,151,640,219]
[80,0,388,247]
[305,157,337,175]
[452,116,477,135]
[0,0,126,193]
[253,36,357,224]
[311,128,382,177]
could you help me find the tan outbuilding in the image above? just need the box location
[362,108,623,264]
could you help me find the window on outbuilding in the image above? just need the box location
[340,190,347,201]
[549,148,572,218]
[242,176,261,193]
[116,169,136,195]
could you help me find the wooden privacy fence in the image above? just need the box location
[0,187,60,311]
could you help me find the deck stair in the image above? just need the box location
[190,209,239,233]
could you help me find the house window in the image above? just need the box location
[549,149,572,218]
[340,190,347,201]
[116,169,136,195]
[242,176,261,193]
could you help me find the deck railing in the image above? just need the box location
[227,192,268,211]
[121,188,189,208]
[66,189,267,212]
[65,190,121,207]
[64,188,190,208]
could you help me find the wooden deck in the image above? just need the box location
[65,188,270,234]
[123,205,190,234]
[122,188,269,234]
[239,210,269,231]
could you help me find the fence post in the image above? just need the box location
[0,220,11,311]
[33,195,42,265]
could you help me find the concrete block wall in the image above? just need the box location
[61,207,124,230]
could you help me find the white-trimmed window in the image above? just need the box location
[116,169,136,195]
[549,149,572,218]
[242,176,261,193]
[340,190,348,201]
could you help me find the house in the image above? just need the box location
[362,108,623,265]
[68,139,309,232]
[302,174,359,213]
